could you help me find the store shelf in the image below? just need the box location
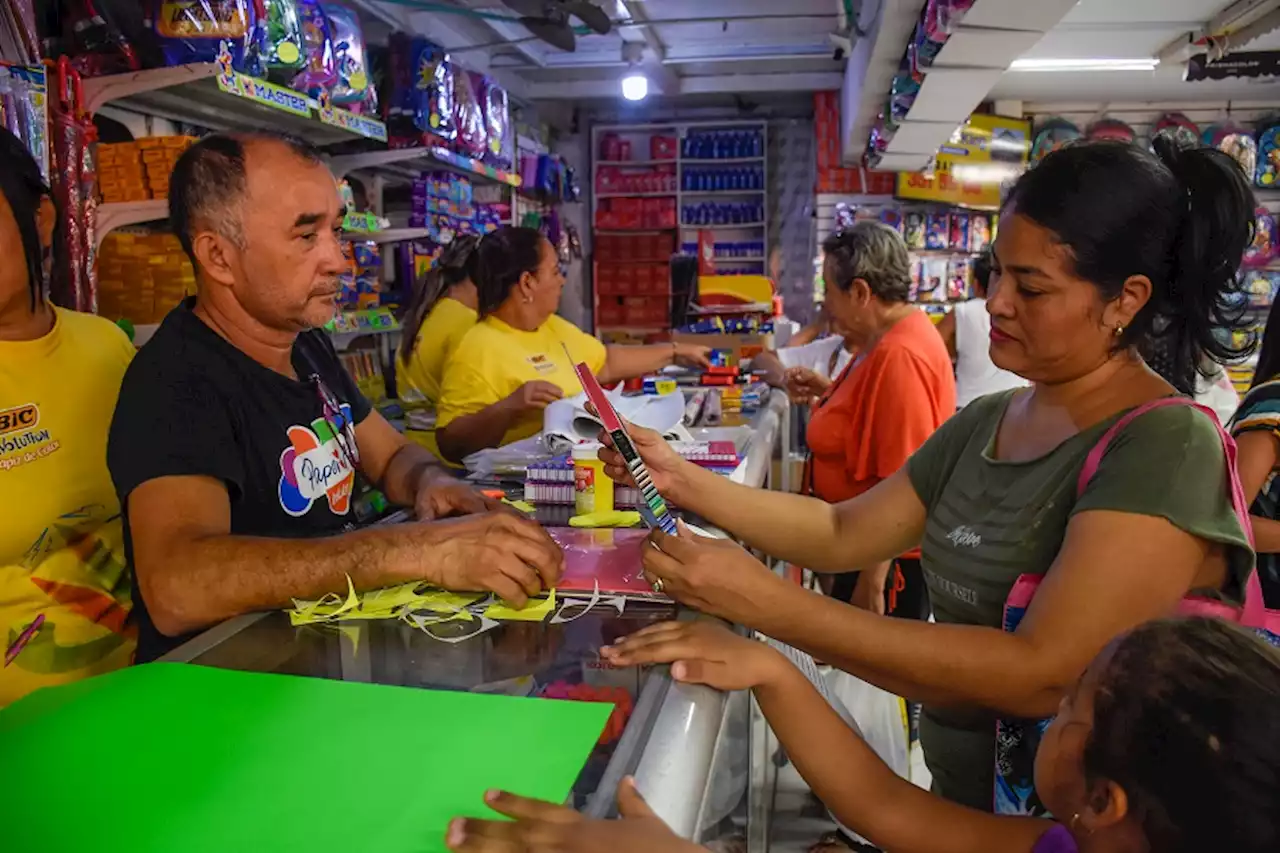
[597,159,677,167]
[328,146,521,186]
[596,192,677,198]
[83,63,386,144]
[680,157,766,165]
[96,199,170,248]
[710,255,765,262]
[680,222,766,229]
[595,228,678,234]
[343,228,431,244]
[680,190,765,197]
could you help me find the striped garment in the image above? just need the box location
[1229,378,1280,609]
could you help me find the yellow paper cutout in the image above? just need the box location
[502,498,536,514]
[483,590,556,622]
[569,510,642,529]
[286,579,485,627]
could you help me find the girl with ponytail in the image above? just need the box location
[396,234,481,403]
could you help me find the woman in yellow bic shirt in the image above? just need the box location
[437,227,710,462]
[396,234,481,403]
[0,130,136,707]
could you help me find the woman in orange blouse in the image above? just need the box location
[803,222,955,618]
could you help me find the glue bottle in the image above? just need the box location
[572,442,615,516]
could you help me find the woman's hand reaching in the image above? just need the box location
[601,619,788,692]
[596,419,692,500]
[638,521,785,626]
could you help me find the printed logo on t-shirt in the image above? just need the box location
[946,525,982,548]
[0,403,59,472]
[278,405,356,517]
[526,353,556,374]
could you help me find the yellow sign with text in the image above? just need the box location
[895,114,1031,209]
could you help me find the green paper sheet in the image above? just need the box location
[0,663,610,853]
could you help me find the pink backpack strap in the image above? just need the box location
[1076,397,1267,629]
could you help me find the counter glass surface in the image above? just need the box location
[175,597,679,808]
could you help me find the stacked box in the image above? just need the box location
[97,136,196,202]
[97,232,195,323]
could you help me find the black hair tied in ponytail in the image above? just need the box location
[398,234,480,363]
[1149,136,1256,393]
[1005,139,1255,395]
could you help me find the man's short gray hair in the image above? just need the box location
[822,221,912,303]
[168,132,323,266]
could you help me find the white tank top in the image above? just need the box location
[953,299,1028,408]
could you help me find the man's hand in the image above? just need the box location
[503,381,564,414]
[446,778,696,853]
[415,470,502,521]
[784,366,831,406]
[421,513,564,607]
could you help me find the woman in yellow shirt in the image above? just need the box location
[0,129,136,706]
[396,234,480,403]
[437,227,709,462]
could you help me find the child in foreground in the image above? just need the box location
[445,616,1280,853]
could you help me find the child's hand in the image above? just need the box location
[600,620,786,691]
[446,778,697,853]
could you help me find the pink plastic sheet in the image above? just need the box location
[548,527,668,598]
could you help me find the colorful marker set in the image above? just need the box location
[573,361,679,536]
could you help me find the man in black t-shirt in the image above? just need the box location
[108,134,562,661]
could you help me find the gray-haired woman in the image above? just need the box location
[802,222,956,619]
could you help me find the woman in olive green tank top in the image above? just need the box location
[598,140,1259,817]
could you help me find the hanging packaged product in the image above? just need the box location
[412,38,455,140]
[1245,208,1276,268]
[1202,122,1258,180]
[252,0,305,81]
[473,72,512,169]
[1085,118,1136,143]
[453,68,487,158]
[290,0,337,99]
[321,2,375,112]
[1151,112,1200,151]
[1029,117,1080,165]
[0,63,49,181]
[1255,124,1280,188]
[150,0,256,70]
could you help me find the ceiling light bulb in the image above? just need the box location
[621,73,648,101]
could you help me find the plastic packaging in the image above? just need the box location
[1151,112,1200,151]
[474,72,512,169]
[321,2,372,108]
[290,0,336,99]
[1255,125,1280,188]
[1029,117,1080,164]
[254,0,305,80]
[1245,208,1275,267]
[453,68,486,157]
[151,0,255,69]
[412,38,455,139]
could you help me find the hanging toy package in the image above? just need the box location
[1255,124,1280,188]
[474,72,512,170]
[253,0,305,81]
[321,2,374,112]
[151,0,256,69]
[1245,208,1275,268]
[411,38,455,141]
[290,0,336,100]
[1151,112,1200,151]
[453,68,486,158]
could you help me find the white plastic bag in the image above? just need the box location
[822,669,910,846]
